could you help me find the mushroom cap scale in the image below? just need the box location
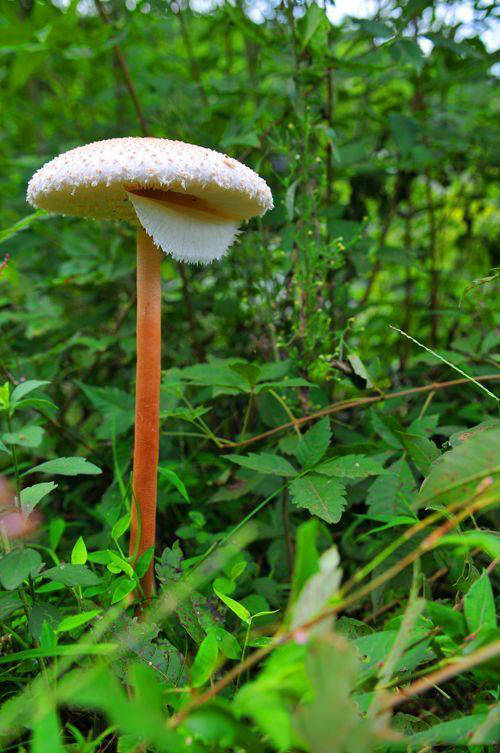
[27,137,273,223]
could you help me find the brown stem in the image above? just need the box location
[129,228,162,601]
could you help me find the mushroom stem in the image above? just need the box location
[130,226,162,602]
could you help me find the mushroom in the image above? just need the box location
[27,137,273,602]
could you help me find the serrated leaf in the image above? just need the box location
[56,609,100,633]
[296,418,331,468]
[25,457,102,477]
[224,452,297,477]
[20,481,57,516]
[10,380,50,405]
[0,548,42,590]
[290,475,346,524]
[43,564,100,587]
[316,454,386,479]
[78,383,134,439]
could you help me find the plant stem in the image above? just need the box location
[129,227,162,602]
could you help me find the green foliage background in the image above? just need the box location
[0,0,499,751]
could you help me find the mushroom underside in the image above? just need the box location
[127,189,241,264]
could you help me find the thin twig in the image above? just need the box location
[226,374,500,449]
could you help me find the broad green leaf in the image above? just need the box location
[214,585,251,624]
[435,531,500,560]
[2,425,45,448]
[366,458,416,519]
[299,3,325,50]
[10,380,50,405]
[56,609,100,633]
[78,383,134,439]
[419,427,500,507]
[190,631,219,687]
[71,536,87,565]
[49,518,65,551]
[111,578,136,604]
[0,591,22,620]
[406,712,498,747]
[211,627,241,660]
[296,418,331,468]
[425,602,466,640]
[158,467,190,503]
[25,457,102,477]
[0,548,42,590]
[20,481,57,516]
[464,571,496,634]
[0,439,9,454]
[316,454,386,479]
[398,431,440,476]
[291,519,320,603]
[290,475,346,524]
[389,38,425,72]
[449,419,500,447]
[112,514,131,540]
[224,452,297,477]
[43,564,100,587]
[31,707,65,753]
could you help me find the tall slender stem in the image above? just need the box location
[129,227,162,601]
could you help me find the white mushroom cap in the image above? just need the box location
[27,137,273,264]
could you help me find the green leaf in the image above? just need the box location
[49,518,65,551]
[56,609,100,633]
[0,439,9,454]
[43,564,100,587]
[211,627,241,660]
[389,38,425,72]
[111,578,136,604]
[434,531,500,560]
[291,519,320,604]
[71,536,87,565]
[406,713,498,747]
[2,425,45,448]
[31,707,65,753]
[0,210,48,245]
[425,602,466,640]
[464,571,497,635]
[316,454,386,479]
[10,380,50,405]
[419,426,500,507]
[0,548,42,590]
[20,482,57,516]
[25,457,102,477]
[190,631,219,687]
[78,383,134,439]
[158,467,190,503]
[224,452,297,477]
[299,3,325,50]
[290,475,346,524]
[112,514,131,540]
[398,431,440,476]
[366,458,416,519]
[0,591,22,620]
[214,585,251,624]
[296,418,332,468]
